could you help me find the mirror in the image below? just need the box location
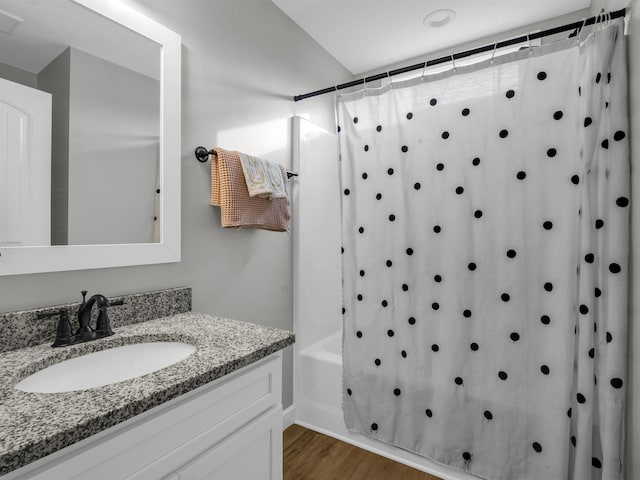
[0,0,181,275]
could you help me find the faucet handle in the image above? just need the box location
[38,308,73,348]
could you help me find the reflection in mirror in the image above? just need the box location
[0,0,161,246]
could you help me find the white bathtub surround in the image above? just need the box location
[337,21,629,480]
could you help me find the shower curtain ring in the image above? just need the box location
[577,18,586,43]
[527,33,533,55]
[490,42,498,64]
[362,77,367,92]
[451,53,457,72]
[421,61,428,78]
[386,70,393,87]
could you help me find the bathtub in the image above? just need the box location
[295,331,479,480]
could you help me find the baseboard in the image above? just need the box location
[282,405,296,430]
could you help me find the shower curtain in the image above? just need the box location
[338,21,628,480]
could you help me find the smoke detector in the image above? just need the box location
[423,9,456,28]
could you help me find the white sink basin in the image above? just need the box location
[15,342,196,393]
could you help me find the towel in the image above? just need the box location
[238,152,287,199]
[210,148,290,232]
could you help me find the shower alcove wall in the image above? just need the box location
[292,116,478,480]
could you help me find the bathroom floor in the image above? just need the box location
[283,424,443,480]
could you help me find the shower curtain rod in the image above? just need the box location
[293,8,626,102]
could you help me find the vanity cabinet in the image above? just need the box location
[4,353,283,480]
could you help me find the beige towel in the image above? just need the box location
[210,148,290,232]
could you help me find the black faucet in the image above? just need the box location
[40,291,124,348]
[76,290,124,342]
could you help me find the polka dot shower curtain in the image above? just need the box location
[337,21,628,480]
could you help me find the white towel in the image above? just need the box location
[238,152,287,199]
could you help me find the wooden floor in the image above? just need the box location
[283,424,443,480]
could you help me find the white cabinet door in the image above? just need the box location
[177,406,282,480]
[0,78,51,246]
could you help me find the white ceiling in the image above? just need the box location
[271,0,593,75]
[0,0,159,80]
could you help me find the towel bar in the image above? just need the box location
[195,146,298,179]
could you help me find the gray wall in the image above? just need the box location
[67,48,160,245]
[0,62,37,88]
[0,0,351,410]
[38,48,71,246]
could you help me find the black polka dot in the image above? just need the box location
[463,309,472,318]
[596,72,602,83]
[433,225,441,233]
[430,98,437,106]
[506,89,515,99]
[387,330,394,337]
[484,410,493,420]
[547,148,557,157]
[611,378,623,389]
[442,131,450,140]
[342,307,345,315]
[406,248,414,255]
[498,371,508,380]
[571,436,576,447]
[543,221,553,230]
[408,317,416,325]
[510,332,520,341]
[456,186,464,195]
[553,111,563,120]
[432,344,439,352]
[389,214,396,222]
[393,388,401,396]
[414,182,421,190]
[616,197,629,207]
[577,393,586,403]
[571,175,580,185]
[376,193,382,200]
[544,282,553,292]
[402,284,409,292]
[455,377,464,385]
[532,442,543,453]
[607,72,612,83]
[406,112,413,120]
[381,300,388,307]
[432,302,440,310]
[347,388,352,395]
[601,139,609,149]
[472,157,480,166]
[470,342,479,351]
[609,263,621,274]
[589,348,595,359]
[474,210,483,219]
[359,269,365,277]
[434,275,442,283]
[401,146,408,153]
[401,350,407,358]
[516,171,526,180]
[357,294,363,301]
[537,71,547,81]
[386,260,393,267]
[541,315,551,325]
[584,117,593,127]
[353,117,359,123]
[614,130,626,141]
[507,249,517,258]
[371,423,378,431]
[567,408,572,418]
[541,365,550,375]
[356,331,363,338]
[425,409,433,417]
[585,253,595,263]
[337,126,341,133]
[462,108,470,116]
[364,145,369,152]
[501,293,510,302]
[462,452,472,461]
[344,189,350,195]
[358,226,365,234]
[362,172,368,179]
[468,263,477,271]
[387,168,394,175]
[579,304,589,315]
[376,125,382,132]
[436,163,444,171]
[499,129,509,138]
[592,458,602,469]
[595,219,604,229]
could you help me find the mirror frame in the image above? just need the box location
[0,0,181,276]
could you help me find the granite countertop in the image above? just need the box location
[0,312,294,476]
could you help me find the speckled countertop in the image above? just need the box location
[0,312,294,476]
